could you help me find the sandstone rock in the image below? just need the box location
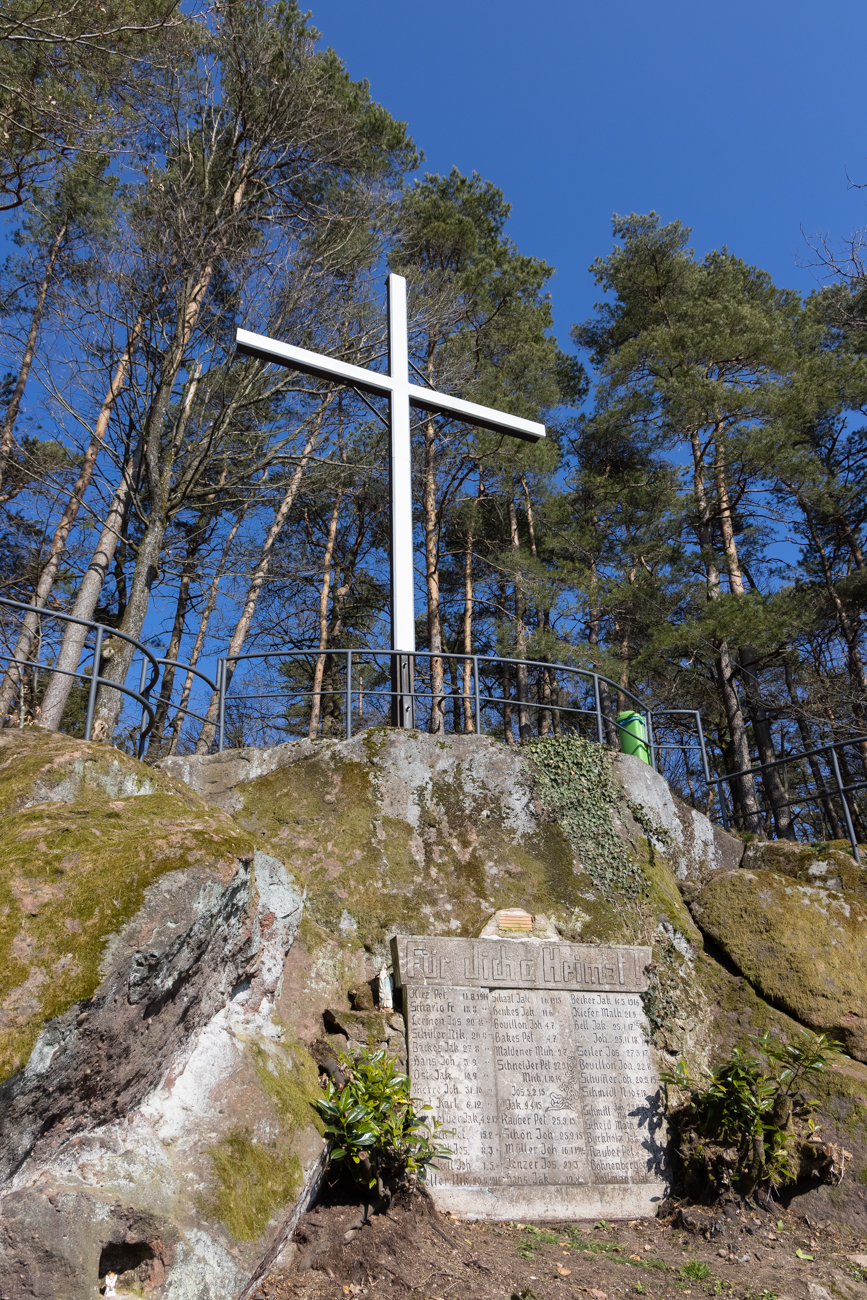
[742,838,866,899]
[0,732,323,1300]
[7,724,867,1295]
[610,753,744,883]
[689,868,867,1061]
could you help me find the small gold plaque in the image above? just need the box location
[497,908,534,931]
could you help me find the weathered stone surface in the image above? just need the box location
[690,869,867,1061]
[9,723,867,1288]
[742,838,866,899]
[398,940,666,1219]
[0,732,324,1300]
[611,753,744,884]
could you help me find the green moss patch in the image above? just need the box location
[0,729,208,816]
[233,742,597,950]
[205,1037,323,1241]
[252,1038,325,1137]
[0,788,257,1081]
[205,1129,304,1242]
[745,839,867,900]
[691,869,867,1061]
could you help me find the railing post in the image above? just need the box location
[138,657,149,757]
[695,710,711,783]
[84,625,103,742]
[829,745,860,862]
[346,650,352,741]
[593,674,604,744]
[474,656,482,736]
[647,711,657,770]
[217,658,226,753]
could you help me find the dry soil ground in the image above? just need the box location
[253,1189,867,1300]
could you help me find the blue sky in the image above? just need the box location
[312,0,867,352]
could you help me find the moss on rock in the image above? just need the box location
[205,1036,324,1242]
[691,869,867,1062]
[743,839,867,900]
[232,735,600,952]
[0,732,258,1081]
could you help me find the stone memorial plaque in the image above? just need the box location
[392,936,667,1219]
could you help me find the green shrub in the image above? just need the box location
[662,1029,840,1194]
[313,1047,451,1197]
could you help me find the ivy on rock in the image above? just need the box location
[526,735,646,899]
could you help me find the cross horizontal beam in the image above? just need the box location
[236,327,545,443]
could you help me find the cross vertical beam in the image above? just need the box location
[386,274,415,725]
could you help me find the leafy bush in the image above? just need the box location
[661,1029,840,1195]
[313,1047,451,1197]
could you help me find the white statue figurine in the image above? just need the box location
[104,1273,118,1297]
[377,963,393,1011]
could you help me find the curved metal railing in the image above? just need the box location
[2,598,861,859]
[214,645,711,777]
[0,598,217,759]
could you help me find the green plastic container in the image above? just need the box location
[616,710,651,765]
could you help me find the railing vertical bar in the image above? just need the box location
[647,711,657,771]
[593,674,604,744]
[474,656,481,736]
[84,626,103,742]
[830,745,860,862]
[346,650,352,741]
[695,710,711,783]
[217,658,226,753]
[138,657,149,758]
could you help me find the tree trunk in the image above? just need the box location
[521,475,551,737]
[308,490,342,739]
[739,645,795,839]
[801,503,867,772]
[38,450,138,730]
[690,426,760,830]
[93,364,202,735]
[196,425,320,752]
[164,508,247,756]
[508,487,531,740]
[0,217,68,498]
[423,400,445,734]
[461,517,475,733]
[93,512,167,733]
[0,313,142,719]
[496,580,514,744]
[714,431,792,834]
[38,164,238,733]
[587,551,617,746]
[146,524,205,757]
[783,655,841,839]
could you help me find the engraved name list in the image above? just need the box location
[392,936,666,1219]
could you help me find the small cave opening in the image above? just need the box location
[98,1240,157,1290]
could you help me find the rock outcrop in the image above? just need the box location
[0,731,323,1300]
[692,868,867,1061]
[3,726,867,1298]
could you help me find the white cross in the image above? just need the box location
[236,273,545,720]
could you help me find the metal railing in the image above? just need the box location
[213,645,710,772]
[0,598,217,759]
[707,735,865,862]
[5,603,861,862]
